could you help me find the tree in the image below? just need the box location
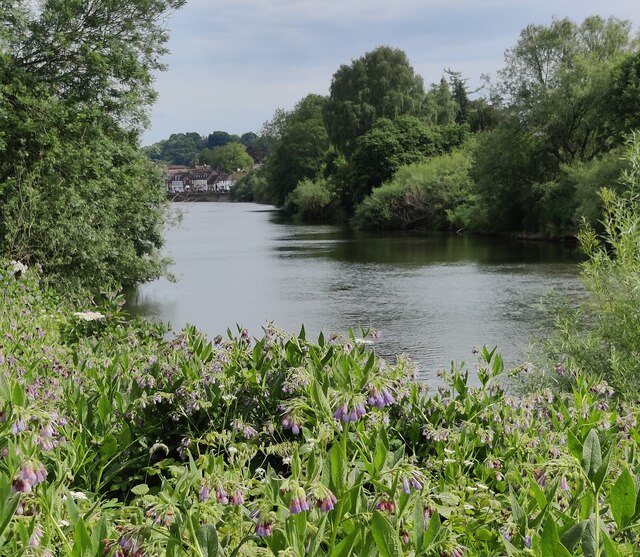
[144,132,204,165]
[201,142,253,172]
[0,0,185,292]
[266,95,330,206]
[347,116,467,207]
[469,16,638,235]
[423,78,457,127]
[323,46,426,157]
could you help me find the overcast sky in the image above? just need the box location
[143,0,639,145]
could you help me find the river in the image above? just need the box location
[127,202,583,383]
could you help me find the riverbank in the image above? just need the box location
[167,191,232,202]
[2,259,639,555]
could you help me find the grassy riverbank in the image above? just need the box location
[1,261,640,556]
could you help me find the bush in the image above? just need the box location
[352,145,474,230]
[544,133,640,396]
[283,178,335,221]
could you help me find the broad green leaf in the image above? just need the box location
[71,519,92,557]
[610,467,636,529]
[330,526,360,557]
[509,488,526,530]
[371,511,402,557]
[601,530,622,557]
[0,493,19,545]
[560,520,588,553]
[422,510,441,549]
[131,484,149,496]
[329,443,346,493]
[581,514,597,557]
[582,430,602,481]
[541,515,572,557]
[196,525,219,557]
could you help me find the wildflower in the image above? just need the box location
[375,497,395,513]
[11,260,28,276]
[316,490,337,512]
[230,489,244,506]
[28,524,43,547]
[282,415,302,435]
[289,487,310,514]
[216,485,229,505]
[560,475,569,491]
[10,418,28,434]
[400,530,410,544]
[199,483,211,502]
[255,520,273,537]
[72,311,105,321]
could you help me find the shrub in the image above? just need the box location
[352,145,474,230]
[283,178,335,221]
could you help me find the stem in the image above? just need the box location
[329,423,350,549]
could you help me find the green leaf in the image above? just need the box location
[541,515,572,557]
[196,525,219,557]
[0,493,19,545]
[131,484,149,496]
[329,443,346,494]
[71,519,93,557]
[373,428,388,475]
[422,510,441,549]
[601,530,622,557]
[371,511,402,557]
[610,467,636,529]
[581,514,597,557]
[560,520,588,553]
[582,429,602,482]
[330,526,360,557]
[509,488,526,531]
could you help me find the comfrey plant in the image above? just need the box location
[2,261,640,556]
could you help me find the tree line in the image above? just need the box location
[232,16,640,238]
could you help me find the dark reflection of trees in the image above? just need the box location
[274,228,582,267]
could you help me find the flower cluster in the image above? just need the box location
[12,461,48,493]
[366,385,395,408]
[333,400,366,422]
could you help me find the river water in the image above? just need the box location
[127,203,583,383]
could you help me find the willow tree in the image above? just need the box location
[0,0,184,292]
[323,46,426,158]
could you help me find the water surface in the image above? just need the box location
[128,203,583,382]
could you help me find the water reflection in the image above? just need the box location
[127,203,583,383]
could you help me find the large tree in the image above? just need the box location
[266,95,330,206]
[470,16,639,234]
[201,142,253,172]
[0,0,184,291]
[323,46,426,157]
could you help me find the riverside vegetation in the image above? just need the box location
[3,2,640,555]
[2,133,640,555]
[2,182,640,556]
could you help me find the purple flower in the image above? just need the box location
[255,520,273,537]
[230,490,244,506]
[199,483,211,502]
[289,487,309,514]
[29,525,43,547]
[317,490,337,512]
[402,479,411,494]
[216,485,229,505]
[560,476,569,491]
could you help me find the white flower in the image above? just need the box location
[70,491,89,501]
[11,260,28,275]
[228,446,238,455]
[73,311,105,321]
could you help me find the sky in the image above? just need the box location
[143,0,639,145]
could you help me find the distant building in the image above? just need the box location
[165,165,247,193]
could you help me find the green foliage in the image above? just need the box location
[423,79,457,127]
[3,262,640,555]
[347,117,468,208]
[544,133,640,396]
[353,145,475,231]
[230,170,270,203]
[200,142,253,172]
[283,178,335,221]
[323,46,426,157]
[265,95,330,207]
[143,132,205,166]
[468,16,639,236]
[0,0,185,293]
